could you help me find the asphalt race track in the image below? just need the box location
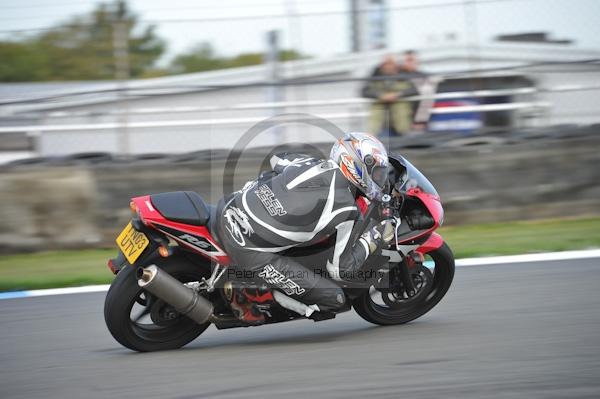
[1,258,600,399]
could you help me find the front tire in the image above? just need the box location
[353,242,455,325]
[104,255,211,352]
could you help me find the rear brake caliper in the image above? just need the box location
[150,299,180,326]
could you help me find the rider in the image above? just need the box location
[216,132,395,323]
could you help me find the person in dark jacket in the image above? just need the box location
[362,53,419,136]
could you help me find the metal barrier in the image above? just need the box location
[28,87,540,118]
[1,81,598,155]
[0,84,555,134]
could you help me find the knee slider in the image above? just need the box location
[321,288,346,311]
[334,288,346,306]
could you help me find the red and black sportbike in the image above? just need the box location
[104,154,454,352]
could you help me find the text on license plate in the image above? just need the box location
[116,222,150,264]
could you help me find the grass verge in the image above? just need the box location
[1,217,599,292]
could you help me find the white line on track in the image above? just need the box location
[455,249,600,266]
[0,284,111,300]
[1,249,599,300]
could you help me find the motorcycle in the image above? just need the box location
[104,154,455,352]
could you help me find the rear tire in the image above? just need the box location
[353,242,455,325]
[104,256,211,352]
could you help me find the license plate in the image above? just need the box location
[116,222,150,264]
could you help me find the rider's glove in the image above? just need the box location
[360,219,395,254]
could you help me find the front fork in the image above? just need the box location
[390,215,417,296]
[397,257,418,296]
[393,231,444,297]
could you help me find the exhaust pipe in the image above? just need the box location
[137,265,213,325]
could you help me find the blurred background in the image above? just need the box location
[3,4,600,397]
[0,0,599,289]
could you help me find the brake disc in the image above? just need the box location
[381,265,434,308]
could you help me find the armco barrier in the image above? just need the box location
[0,130,599,252]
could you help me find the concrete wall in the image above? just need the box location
[1,132,599,252]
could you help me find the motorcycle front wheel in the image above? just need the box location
[104,255,211,352]
[353,242,455,325]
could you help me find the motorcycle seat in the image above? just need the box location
[150,191,211,226]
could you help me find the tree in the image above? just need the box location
[169,43,226,74]
[169,44,306,74]
[0,1,165,81]
[0,41,50,81]
[0,1,307,82]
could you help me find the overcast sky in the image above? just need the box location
[1,0,599,63]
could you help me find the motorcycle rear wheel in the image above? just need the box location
[104,256,211,352]
[353,242,455,325]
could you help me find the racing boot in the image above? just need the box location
[225,282,274,325]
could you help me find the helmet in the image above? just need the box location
[330,132,390,201]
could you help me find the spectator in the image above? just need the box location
[362,53,418,137]
[401,49,422,75]
[400,50,432,131]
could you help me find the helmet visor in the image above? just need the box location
[371,165,389,188]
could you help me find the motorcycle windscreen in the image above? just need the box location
[396,158,439,198]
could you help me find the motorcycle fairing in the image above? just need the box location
[131,195,231,265]
[416,232,444,255]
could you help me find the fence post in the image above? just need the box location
[112,4,130,155]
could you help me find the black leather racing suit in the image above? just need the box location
[215,153,380,312]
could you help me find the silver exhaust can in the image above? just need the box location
[137,265,213,325]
